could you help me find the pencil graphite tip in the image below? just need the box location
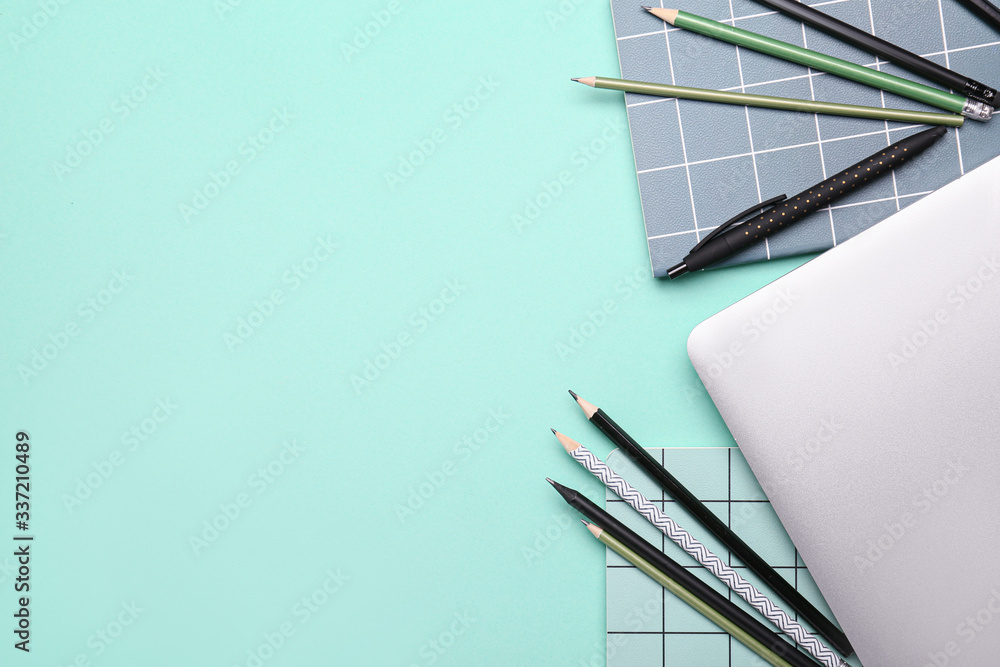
[550,427,558,436]
[568,389,579,399]
[645,7,679,24]
[570,392,600,419]
[585,522,603,539]
[552,429,582,453]
[573,77,597,87]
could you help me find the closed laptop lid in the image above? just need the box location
[687,156,1000,666]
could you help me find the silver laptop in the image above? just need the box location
[688,155,1000,666]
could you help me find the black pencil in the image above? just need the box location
[957,0,1000,32]
[546,479,822,667]
[754,0,996,104]
[568,390,853,657]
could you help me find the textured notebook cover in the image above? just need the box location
[605,447,863,666]
[610,0,1000,276]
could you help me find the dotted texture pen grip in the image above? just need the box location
[727,126,947,249]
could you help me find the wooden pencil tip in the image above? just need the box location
[568,389,579,399]
[573,77,597,87]
[570,392,600,420]
[585,522,603,538]
[552,429,582,453]
[646,7,679,24]
[550,427,558,435]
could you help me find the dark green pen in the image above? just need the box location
[667,125,948,279]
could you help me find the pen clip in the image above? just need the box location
[690,194,787,252]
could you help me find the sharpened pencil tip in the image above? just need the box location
[573,76,597,87]
[568,389,579,399]
[580,519,589,526]
[545,477,556,485]
[571,392,600,419]
[552,429,582,453]
[550,427,558,435]
[645,7,679,24]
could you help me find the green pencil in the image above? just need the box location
[573,76,965,126]
[584,521,798,667]
[644,7,993,121]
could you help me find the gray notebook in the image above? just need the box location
[609,0,1000,276]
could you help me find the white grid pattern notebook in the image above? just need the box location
[609,0,1000,276]
[604,447,862,666]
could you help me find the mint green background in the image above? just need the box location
[2,1,809,664]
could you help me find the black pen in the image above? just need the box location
[667,125,948,279]
[957,0,1000,33]
[754,0,996,104]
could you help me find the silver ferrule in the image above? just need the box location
[962,98,994,121]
